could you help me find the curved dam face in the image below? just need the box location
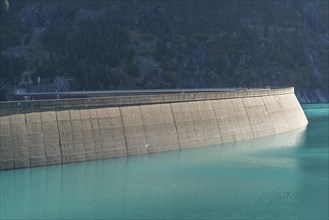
[0,88,307,170]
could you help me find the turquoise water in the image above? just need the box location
[1,104,328,219]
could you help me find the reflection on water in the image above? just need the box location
[298,104,329,219]
[0,104,328,219]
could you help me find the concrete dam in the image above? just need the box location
[0,87,308,170]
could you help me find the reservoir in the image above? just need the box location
[0,104,328,219]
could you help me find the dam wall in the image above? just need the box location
[0,88,308,170]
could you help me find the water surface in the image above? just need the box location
[1,104,328,219]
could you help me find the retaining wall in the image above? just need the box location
[0,88,308,170]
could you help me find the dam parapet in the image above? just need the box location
[1,88,293,116]
[0,87,307,170]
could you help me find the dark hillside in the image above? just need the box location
[1,0,328,102]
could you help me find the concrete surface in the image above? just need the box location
[0,88,308,170]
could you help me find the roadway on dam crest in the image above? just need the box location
[0,87,308,170]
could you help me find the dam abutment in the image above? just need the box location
[0,88,308,170]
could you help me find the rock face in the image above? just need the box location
[1,1,327,103]
[0,88,308,170]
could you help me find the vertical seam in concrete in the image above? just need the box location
[195,101,207,146]
[80,110,91,160]
[77,111,87,160]
[138,106,149,154]
[79,109,96,161]
[39,112,47,165]
[187,102,198,148]
[231,100,244,141]
[209,100,223,144]
[23,114,31,167]
[241,99,255,138]
[68,111,76,161]
[276,94,290,129]
[85,110,96,160]
[118,107,129,156]
[8,116,14,169]
[170,103,181,151]
[87,110,97,160]
[55,111,63,164]
[94,109,104,159]
[261,96,276,134]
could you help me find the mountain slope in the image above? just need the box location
[1,0,328,102]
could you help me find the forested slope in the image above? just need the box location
[1,0,328,102]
